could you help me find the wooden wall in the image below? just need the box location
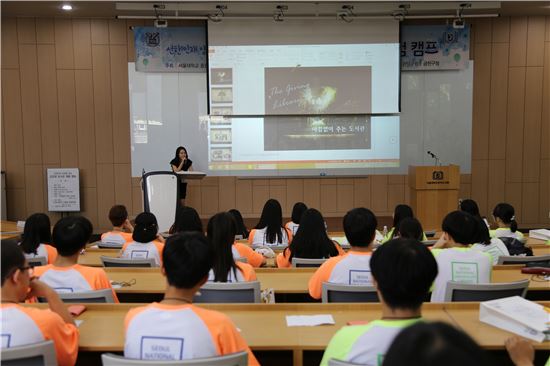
[1,16,549,231]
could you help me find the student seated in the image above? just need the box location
[308,207,377,300]
[169,206,203,234]
[19,213,57,264]
[207,212,257,281]
[460,198,490,229]
[1,240,79,366]
[229,209,250,239]
[430,211,492,302]
[395,217,425,241]
[382,322,492,366]
[249,199,292,247]
[285,202,308,236]
[34,216,118,302]
[101,205,133,246]
[471,216,509,265]
[121,212,164,266]
[383,204,427,243]
[277,208,343,268]
[321,238,438,365]
[124,232,259,365]
[491,203,524,241]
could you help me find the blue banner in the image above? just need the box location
[134,27,206,72]
[401,25,470,70]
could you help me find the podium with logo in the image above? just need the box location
[408,165,460,230]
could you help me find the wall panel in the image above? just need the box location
[54,19,74,69]
[17,18,36,44]
[24,164,44,213]
[18,44,43,164]
[526,16,546,66]
[56,70,79,167]
[488,43,509,159]
[509,17,528,67]
[471,44,492,160]
[72,19,92,69]
[37,45,60,165]
[522,67,543,182]
[505,67,526,183]
[75,70,97,186]
[91,45,114,164]
[2,18,19,68]
[35,19,54,44]
[218,176,236,212]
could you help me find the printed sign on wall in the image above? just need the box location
[47,168,80,212]
[134,27,206,72]
[401,25,470,70]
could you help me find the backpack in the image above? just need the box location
[499,237,533,256]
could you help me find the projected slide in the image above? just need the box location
[209,44,398,115]
[264,66,371,115]
[208,115,399,171]
[208,19,400,115]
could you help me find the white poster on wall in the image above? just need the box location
[47,168,80,212]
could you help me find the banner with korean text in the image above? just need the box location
[401,25,470,70]
[134,27,206,72]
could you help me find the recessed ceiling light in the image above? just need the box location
[61,4,73,11]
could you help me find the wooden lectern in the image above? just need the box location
[408,165,460,231]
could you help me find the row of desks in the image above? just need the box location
[78,244,549,268]
[105,266,549,295]
[25,301,550,366]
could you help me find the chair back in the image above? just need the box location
[101,256,157,267]
[194,281,261,303]
[322,282,378,303]
[444,280,529,302]
[497,254,550,265]
[1,340,57,366]
[39,289,115,303]
[26,256,47,267]
[101,351,248,365]
[291,258,327,268]
[328,359,363,366]
[98,241,124,249]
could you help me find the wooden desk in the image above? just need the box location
[445,302,550,351]
[105,266,549,297]
[78,249,120,267]
[1,220,22,240]
[532,246,549,256]
[23,302,549,366]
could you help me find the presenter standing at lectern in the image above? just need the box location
[170,146,193,207]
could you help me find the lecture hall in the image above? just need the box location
[1,1,549,366]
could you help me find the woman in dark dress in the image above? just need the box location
[170,146,193,207]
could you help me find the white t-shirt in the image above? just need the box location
[472,238,510,265]
[121,241,162,266]
[491,228,524,241]
[249,227,290,247]
[431,247,492,302]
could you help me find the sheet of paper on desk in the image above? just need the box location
[286,315,335,327]
[480,296,550,342]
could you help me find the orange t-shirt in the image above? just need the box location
[101,231,133,245]
[233,243,265,267]
[23,244,58,264]
[276,241,345,268]
[0,303,78,366]
[34,264,119,302]
[124,303,259,365]
[308,250,373,299]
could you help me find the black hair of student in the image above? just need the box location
[132,212,159,243]
[169,206,203,234]
[207,212,239,282]
[459,199,481,218]
[52,216,93,256]
[228,209,249,239]
[290,202,308,224]
[20,213,52,255]
[442,211,478,245]
[1,240,26,286]
[382,322,493,366]
[343,207,377,247]
[108,205,128,227]
[396,217,424,241]
[163,232,213,289]
[285,208,339,262]
[255,199,285,244]
[371,238,437,309]
[390,204,414,239]
[492,202,518,232]
[473,216,491,245]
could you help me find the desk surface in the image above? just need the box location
[23,302,549,352]
[0,220,22,240]
[105,266,549,295]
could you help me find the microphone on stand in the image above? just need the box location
[427,151,440,166]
